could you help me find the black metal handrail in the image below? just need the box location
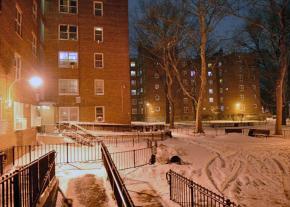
[0,151,56,207]
[166,170,239,207]
[101,142,135,207]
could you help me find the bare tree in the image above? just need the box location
[230,0,290,134]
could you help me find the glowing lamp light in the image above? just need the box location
[146,102,150,107]
[29,76,43,89]
[235,102,241,110]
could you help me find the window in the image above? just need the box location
[183,98,189,104]
[58,79,79,95]
[59,107,79,122]
[130,62,136,67]
[94,53,104,68]
[219,88,223,94]
[218,62,222,67]
[209,98,214,103]
[132,108,137,115]
[220,97,224,103]
[219,79,223,84]
[131,80,136,86]
[14,102,27,130]
[208,71,213,77]
[184,107,190,114]
[155,106,160,112]
[59,0,77,14]
[31,105,41,127]
[209,80,213,85]
[131,90,136,96]
[208,63,212,68]
[95,106,105,122]
[94,27,103,42]
[183,70,187,76]
[220,105,225,111]
[14,53,21,80]
[209,89,214,94]
[155,84,160,90]
[240,94,244,100]
[0,96,3,120]
[239,74,243,82]
[32,0,37,21]
[94,1,103,16]
[59,51,78,68]
[154,72,159,79]
[130,71,136,77]
[252,85,257,90]
[132,99,137,105]
[15,5,22,36]
[59,24,78,40]
[32,32,37,56]
[94,79,104,95]
[239,85,244,92]
[190,70,195,77]
[155,95,160,101]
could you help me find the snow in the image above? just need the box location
[121,132,290,207]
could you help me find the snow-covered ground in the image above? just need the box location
[122,131,290,207]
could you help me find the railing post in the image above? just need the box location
[29,145,32,163]
[13,170,22,207]
[66,143,69,163]
[133,150,136,168]
[12,146,15,165]
[190,180,194,207]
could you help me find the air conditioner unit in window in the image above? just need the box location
[76,97,81,104]
[70,62,77,68]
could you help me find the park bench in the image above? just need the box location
[225,128,243,134]
[248,129,270,138]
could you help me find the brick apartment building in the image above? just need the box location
[130,52,263,122]
[40,0,131,125]
[0,0,131,148]
[0,0,41,148]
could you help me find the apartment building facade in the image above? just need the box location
[130,52,263,122]
[0,0,41,148]
[40,0,131,125]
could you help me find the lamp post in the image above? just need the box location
[7,76,43,107]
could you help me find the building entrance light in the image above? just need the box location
[29,76,43,88]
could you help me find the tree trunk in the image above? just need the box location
[275,5,288,135]
[166,72,175,129]
[165,83,170,124]
[282,104,287,125]
[195,13,207,133]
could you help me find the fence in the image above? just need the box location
[110,147,152,170]
[101,142,135,207]
[166,170,239,207]
[0,151,56,207]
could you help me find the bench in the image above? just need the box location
[248,129,270,138]
[225,128,243,134]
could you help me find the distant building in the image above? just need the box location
[130,52,263,122]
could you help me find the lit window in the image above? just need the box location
[209,89,214,94]
[208,63,212,68]
[94,53,104,68]
[155,95,160,101]
[32,32,37,56]
[59,0,77,14]
[219,79,223,83]
[58,79,79,95]
[208,71,213,77]
[209,98,214,103]
[155,84,160,90]
[59,51,78,68]
[95,106,105,122]
[32,0,37,21]
[14,53,21,80]
[220,105,225,111]
[131,90,137,96]
[131,71,136,77]
[94,79,104,95]
[94,27,103,42]
[219,88,223,94]
[130,62,136,67]
[94,1,103,16]
[15,5,22,36]
[59,107,79,122]
[190,70,195,77]
[59,24,78,40]
[218,62,222,67]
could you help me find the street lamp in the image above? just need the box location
[7,76,44,108]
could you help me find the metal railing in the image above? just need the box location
[0,151,56,207]
[101,142,135,207]
[110,147,152,170]
[166,170,239,207]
